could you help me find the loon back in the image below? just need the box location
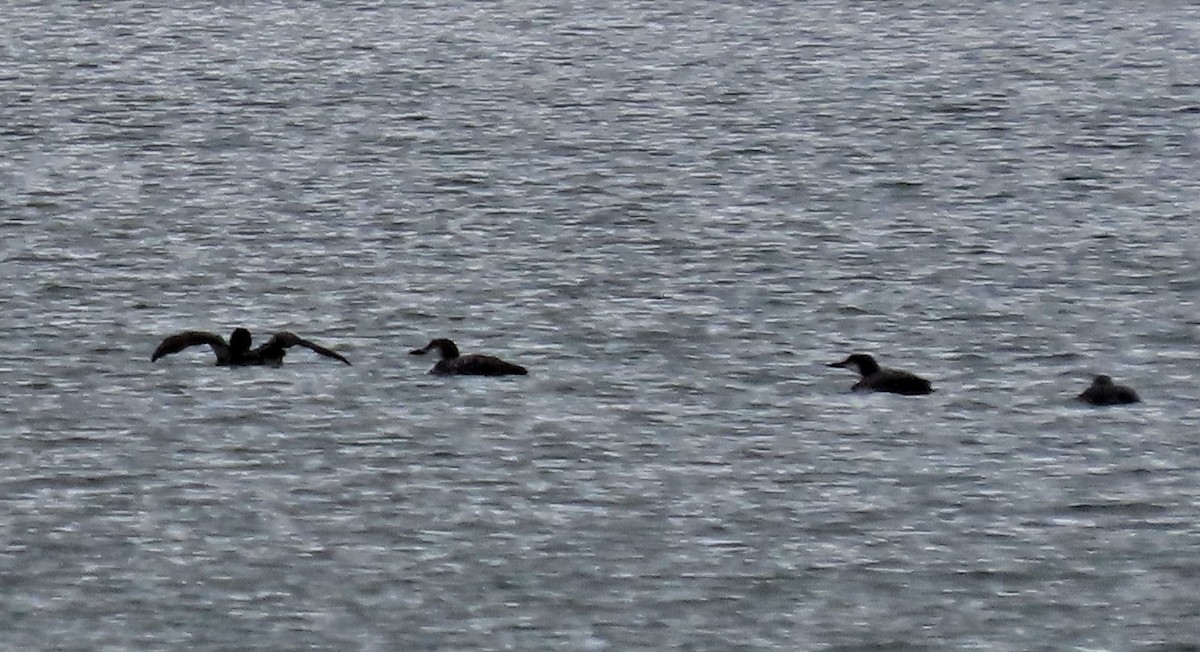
[432,354,528,376]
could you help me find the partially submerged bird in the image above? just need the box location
[828,353,933,395]
[151,328,351,366]
[1077,374,1140,406]
[410,338,527,376]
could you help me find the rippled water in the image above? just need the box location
[3,1,1199,650]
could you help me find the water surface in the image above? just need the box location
[2,1,1199,649]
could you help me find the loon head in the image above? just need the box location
[410,338,460,360]
[1091,374,1114,387]
[230,328,253,354]
[828,353,880,376]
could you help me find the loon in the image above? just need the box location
[410,338,528,376]
[151,328,351,366]
[1077,374,1140,405]
[828,353,934,395]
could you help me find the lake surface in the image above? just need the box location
[2,1,1199,649]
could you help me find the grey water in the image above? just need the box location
[2,1,1199,650]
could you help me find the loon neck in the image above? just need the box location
[229,328,253,354]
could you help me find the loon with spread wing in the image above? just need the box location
[151,328,351,366]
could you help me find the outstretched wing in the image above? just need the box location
[151,331,229,362]
[266,332,352,365]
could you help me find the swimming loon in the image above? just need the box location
[410,338,528,376]
[151,328,351,366]
[828,353,933,395]
[1077,374,1140,405]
